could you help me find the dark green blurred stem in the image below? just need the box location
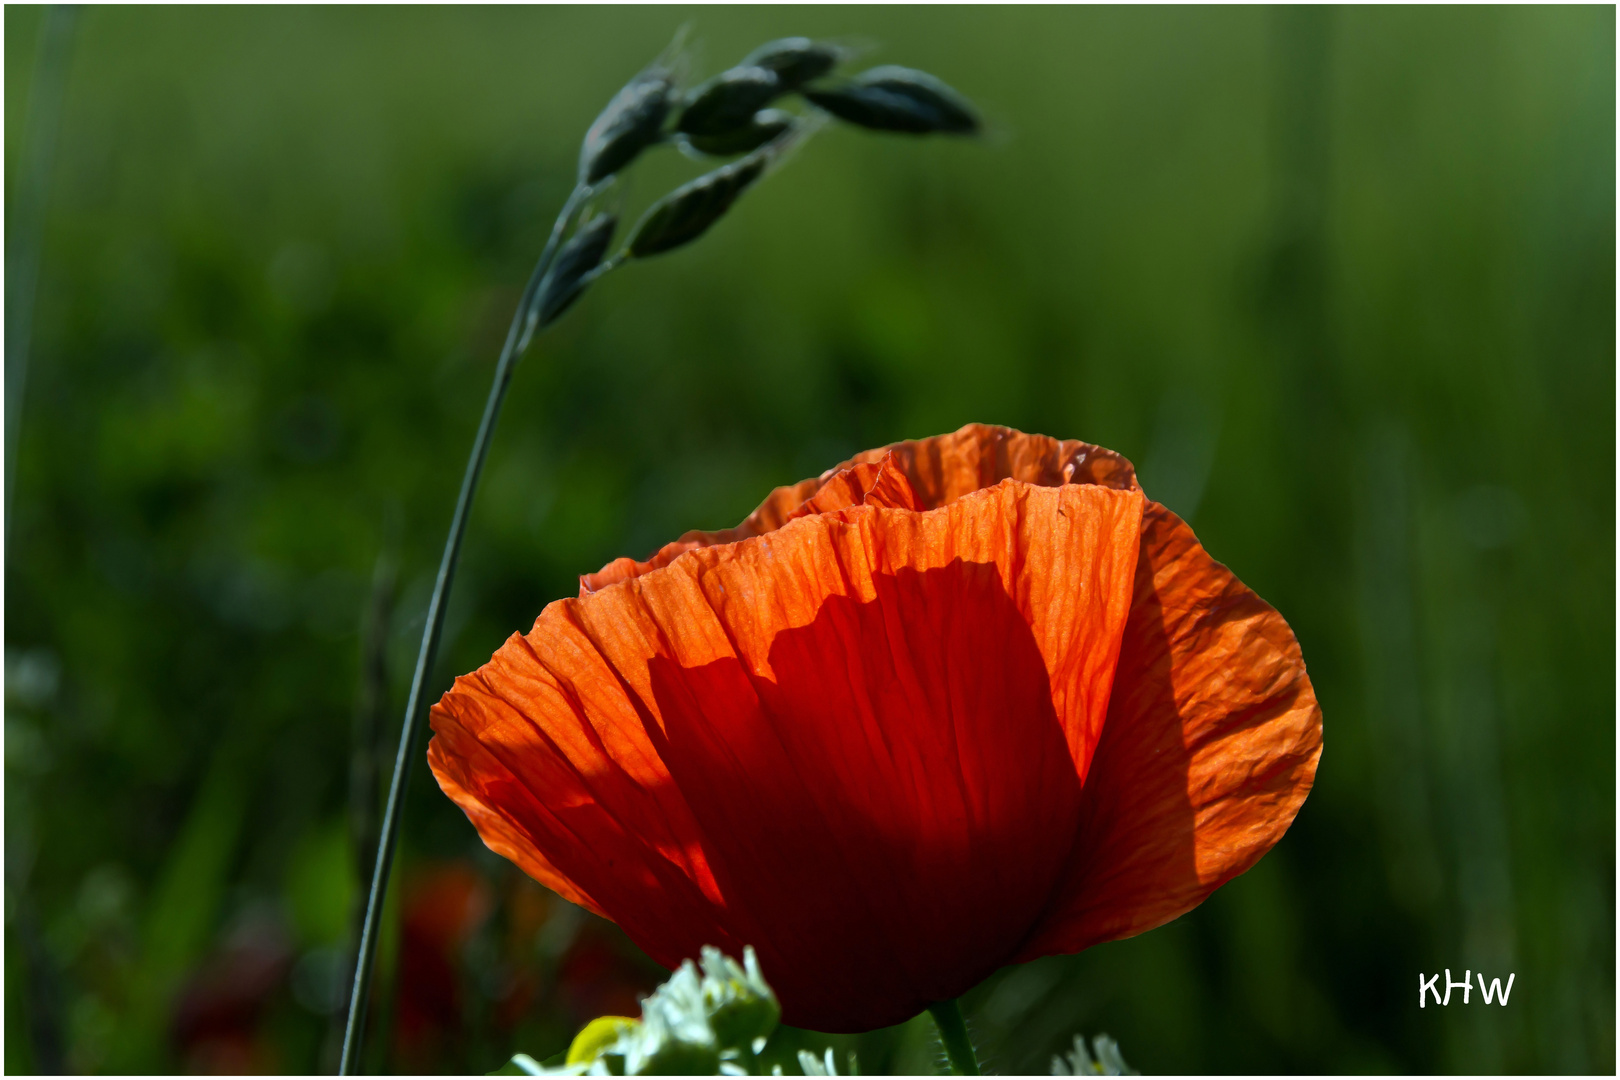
[338,183,585,1076]
[927,1000,980,1076]
[323,552,396,1073]
[6,11,77,1075]
[13,900,64,1074]
[5,4,77,547]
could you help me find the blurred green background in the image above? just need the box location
[4,5,1613,1074]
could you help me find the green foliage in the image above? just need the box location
[3,5,1613,1075]
[283,818,356,947]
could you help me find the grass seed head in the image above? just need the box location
[579,70,674,184]
[804,64,979,135]
[625,154,768,258]
[741,37,843,90]
[683,108,797,157]
[533,213,617,328]
[676,66,783,137]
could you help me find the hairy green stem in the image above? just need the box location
[927,999,980,1076]
[338,182,586,1076]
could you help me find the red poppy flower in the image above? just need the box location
[394,862,493,1070]
[427,424,1322,1033]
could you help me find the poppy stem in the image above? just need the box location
[927,999,981,1076]
[337,183,586,1077]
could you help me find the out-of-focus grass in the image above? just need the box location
[4,6,1612,1074]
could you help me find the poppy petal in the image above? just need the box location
[429,478,1145,1032]
[781,453,923,523]
[425,618,740,954]
[1014,500,1323,960]
[579,454,924,596]
[579,424,1139,595]
[839,423,1140,509]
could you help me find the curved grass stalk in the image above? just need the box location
[6,4,78,547]
[338,182,586,1076]
[337,34,978,1072]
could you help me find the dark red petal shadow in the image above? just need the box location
[642,560,1080,1031]
[430,480,1146,1032]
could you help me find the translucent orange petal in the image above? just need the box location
[435,424,1321,1032]
[780,453,923,523]
[578,424,1138,594]
[429,478,1145,1031]
[840,423,1140,508]
[1014,500,1323,960]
